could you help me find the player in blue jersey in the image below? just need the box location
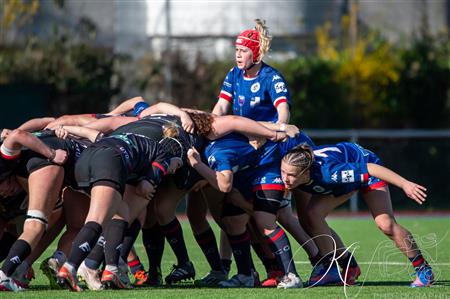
[187,133,303,289]
[280,142,433,288]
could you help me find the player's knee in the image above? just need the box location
[376,217,396,236]
[23,219,46,237]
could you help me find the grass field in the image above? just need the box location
[5,216,450,299]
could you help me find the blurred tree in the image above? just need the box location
[0,0,39,43]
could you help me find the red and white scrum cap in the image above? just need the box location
[235,29,260,63]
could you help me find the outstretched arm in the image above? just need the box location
[106,96,146,115]
[44,114,98,130]
[208,115,286,141]
[140,102,194,133]
[84,116,137,133]
[55,125,102,143]
[367,163,427,204]
[17,117,56,132]
[212,98,231,116]
[1,129,67,165]
[276,102,290,124]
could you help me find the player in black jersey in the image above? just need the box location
[55,128,184,292]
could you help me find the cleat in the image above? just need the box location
[193,270,228,287]
[277,272,303,289]
[57,264,83,292]
[132,270,149,286]
[218,273,254,288]
[341,265,361,285]
[12,265,35,289]
[40,257,62,289]
[101,267,131,289]
[253,270,261,287]
[165,261,195,285]
[144,267,163,287]
[77,261,103,291]
[0,270,24,292]
[410,265,434,287]
[261,270,284,288]
[308,262,342,287]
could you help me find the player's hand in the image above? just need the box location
[180,112,194,134]
[285,125,300,138]
[271,131,287,142]
[50,149,68,165]
[187,147,201,167]
[1,129,11,141]
[402,180,427,205]
[44,121,61,131]
[136,180,156,200]
[54,125,69,139]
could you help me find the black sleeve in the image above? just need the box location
[144,147,170,186]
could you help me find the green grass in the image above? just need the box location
[6,217,450,298]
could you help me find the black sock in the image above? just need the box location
[0,232,17,262]
[251,242,277,274]
[227,231,252,276]
[104,219,128,266]
[120,219,142,261]
[84,235,106,270]
[265,226,297,275]
[338,252,358,269]
[161,218,189,265]
[221,258,232,273]
[194,228,222,271]
[142,224,165,272]
[1,239,31,276]
[68,221,102,268]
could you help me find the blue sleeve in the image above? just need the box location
[320,162,369,185]
[206,152,232,172]
[133,102,150,117]
[218,68,235,103]
[268,73,290,108]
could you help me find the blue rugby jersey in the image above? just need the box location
[218,63,290,122]
[204,133,257,173]
[298,142,381,197]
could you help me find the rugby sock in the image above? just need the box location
[84,235,105,270]
[309,253,321,267]
[68,221,102,268]
[161,218,189,265]
[51,250,67,265]
[251,242,279,273]
[0,232,17,262]
[104,219,128,266]
[142,224,165,272]
[194,228,223,271]
[127,258,144,275]
[1,239,32,276]
[337,252,358,270]
[409,254,427,270]
[265,226,297,275]
[227,231,252,276]
[221,258,232,274]
[120,219,142,261]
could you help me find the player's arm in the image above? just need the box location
[276,102,290,124]
[106,96,146,115]
[1,129,67,164]
[140,102,195,134]
[44,114,98,130]
[367,163,427,204]
[212,98,231,116]
[187,147,233,193]
[2,117,56,140]
[54,125,103,143]
[84,116,137,134]
[258,121,299,137]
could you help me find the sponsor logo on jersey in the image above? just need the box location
[251,82,260,93]
[272,75,281,81]
[207,155,216,167]
[250,97,260,107]
[223,81,232,88]
[341,170,355,183]
[238,95,245,106]
[272,177,283,184]
[274,82,287,93]
[331,172,338,182]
